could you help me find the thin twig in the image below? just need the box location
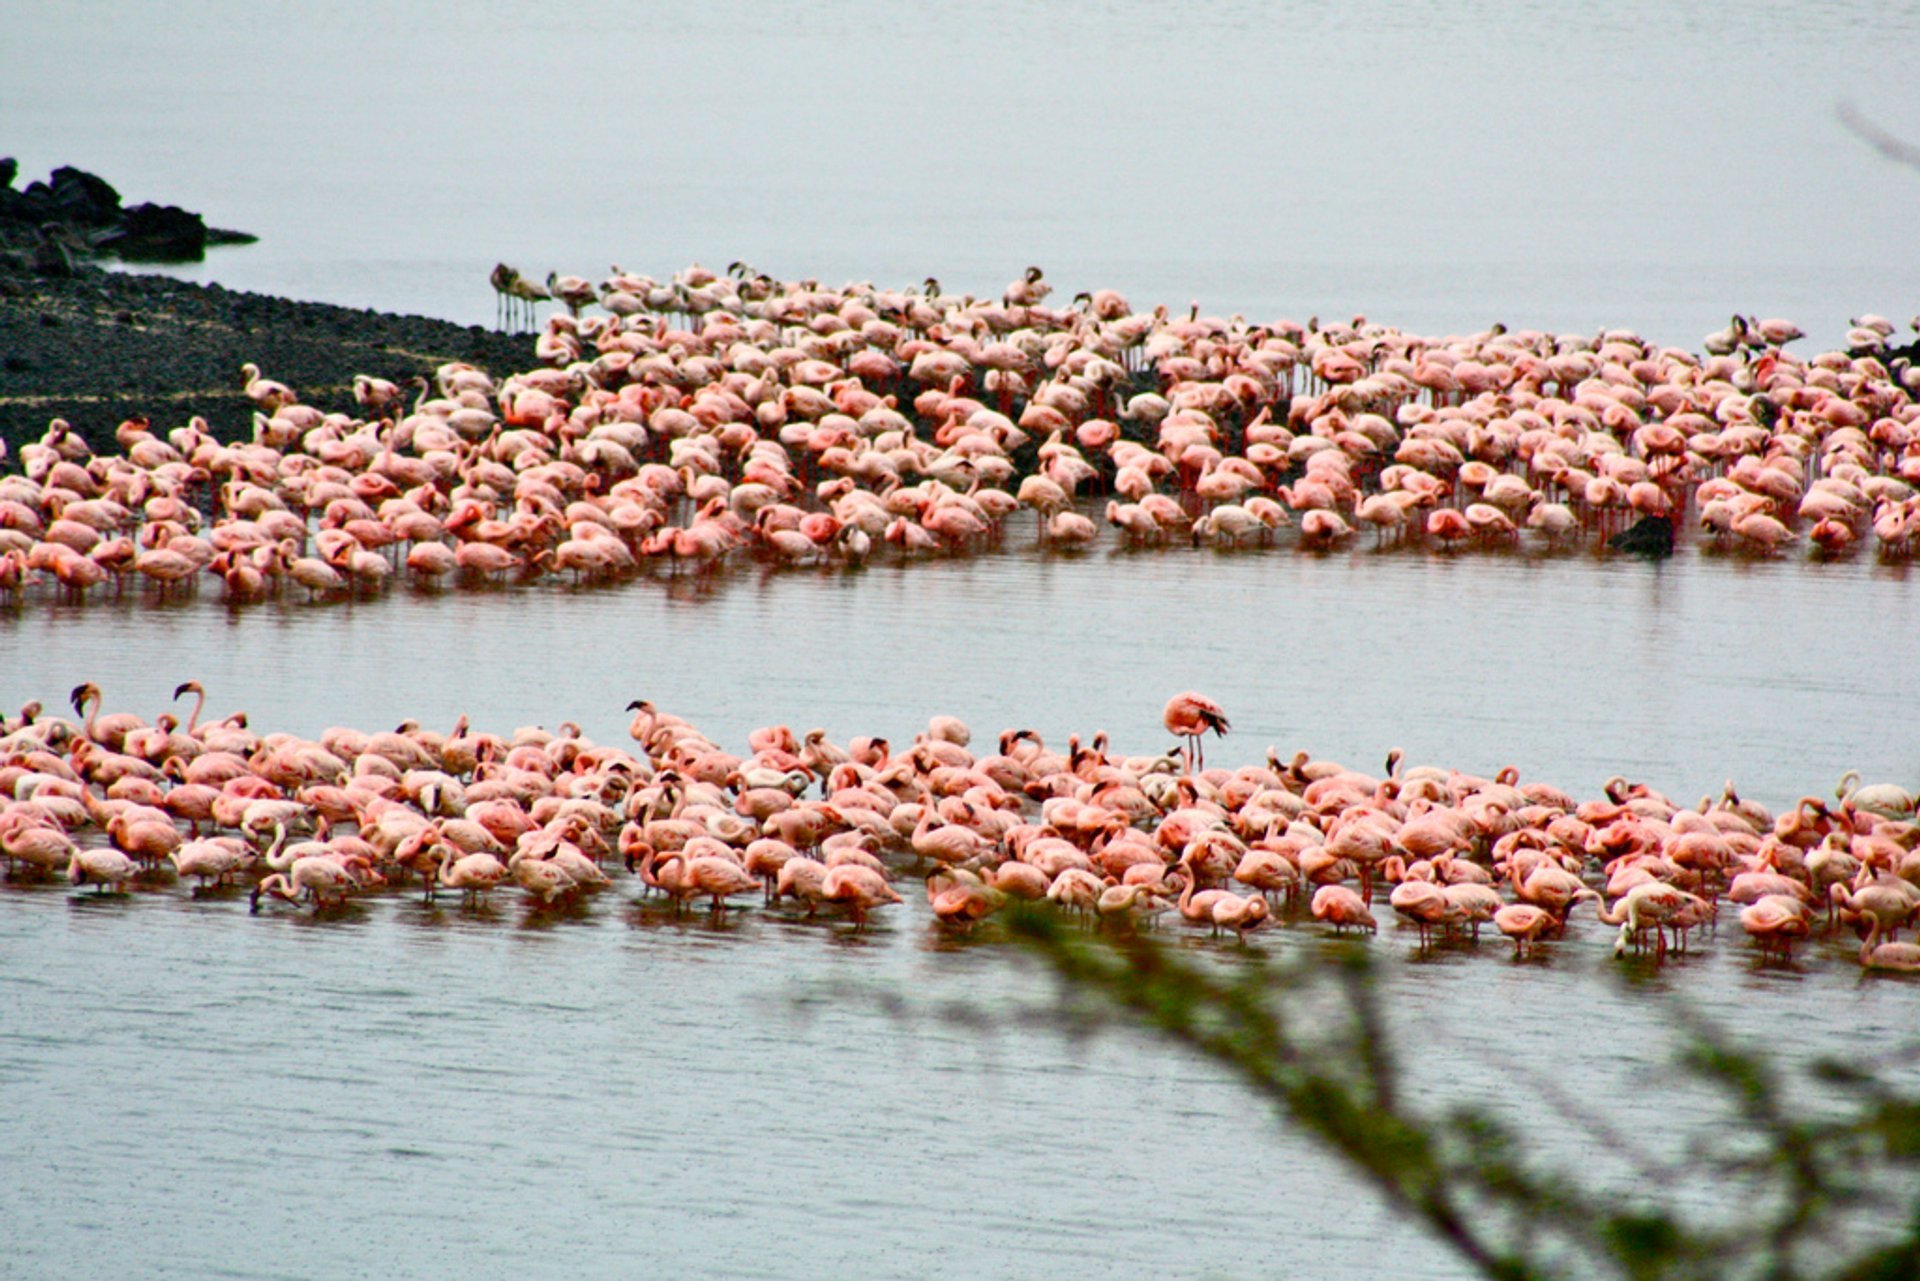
[1837,100,1920,172]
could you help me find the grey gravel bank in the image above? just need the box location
[0,260,534,459]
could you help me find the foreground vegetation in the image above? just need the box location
[1006,907,1920,1280]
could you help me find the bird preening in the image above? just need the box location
[1163,691,1230,771]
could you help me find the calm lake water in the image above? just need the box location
[7,2,1920,350]
[6,536,1919,1279]
[5,2,1919,1276]
[8,539,1920,816]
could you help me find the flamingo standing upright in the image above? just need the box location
[1164,692,1230,771]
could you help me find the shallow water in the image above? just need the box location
[5,539,1920,1278]
[9,536,1918,814]
[6,2,1919,350]
[3,830,1914,1280]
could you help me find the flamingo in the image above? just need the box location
[1095,881,1163,928]
[1493,903,1556,959]
[1003,265,1051,308]
[927,868,1002,928]
[1830,879,1920,945]
[821,863,901,926]
[1738,894,1811,963]
[1389,880,1465,949]
[1596,881,1706,959]
[680,852,760,915]
[1164,692,1229,771]
[1168,863,1234,931]
[1311,884,1377,935]
[773,856,831,914]
[240,362,296,412]
[1440,882,1502,940]
[910,808,994,865]
[1047,867,1106,921]
[2,819,78,877]
[490,263,519,329]
[546,271,595,318]
[503,269,550,329]
[68,682,144,750]
[1210,891,1270,941]
[68,846,139,894]
[988,860,1051,901]
[251,854,380,912]
[511,847,579,906]
[171,837,255,890]
[1837,770,1916,821]
[1859,935,1920,972]
[1233,848,1301,906]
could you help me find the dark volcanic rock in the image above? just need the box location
[1608,514,1675,558]
[101,203,208,261]
[47,166,122,225]
[0,182,51,224]
[28,235,74,279]
[0,163,246,268]
[1874,338,1920,368]
[0,261,534,457]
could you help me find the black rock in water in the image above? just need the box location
[102,202,208,261]
[0,162,247,269]
[1608,514,1674,558]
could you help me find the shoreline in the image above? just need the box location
[0,259,532,456]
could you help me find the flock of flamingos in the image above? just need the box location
[2,681,1917,973]
[3,263,1920,604]
[2,263,1918,974]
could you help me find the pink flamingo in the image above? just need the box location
[1493,903,1556,959]
[1163,692,1229,770]
[680,853,760,915]
[774,856,831,914]
[68,846,139,894]
[1596,881,1705,959]
[822,863,902,926]
[1389,880,1464,948]
[1860,935,1920,972]
[927,868,1002,929]
[1738,894,1811,963]
[1311,884,1377,935]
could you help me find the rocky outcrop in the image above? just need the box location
[0,260,531,456]
[101,203,209,260]
[1608,515,1675,558]
[0,160,255,269]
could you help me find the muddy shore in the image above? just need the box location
[0,260,532,458]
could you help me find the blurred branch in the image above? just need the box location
[1837,100,1920,172]
[999,905,1920,1281]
